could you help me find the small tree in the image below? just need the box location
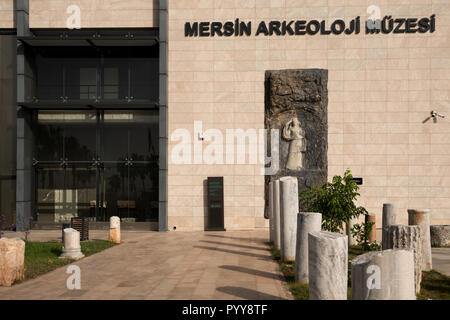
[350,220,382,251]
[300,170,368,232]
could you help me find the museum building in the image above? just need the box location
[0,1,449,236]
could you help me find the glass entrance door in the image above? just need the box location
[34,110,158,226]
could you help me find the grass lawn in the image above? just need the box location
[268,242,450,300]
[17,240,116,284]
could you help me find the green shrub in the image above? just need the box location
[351,221,381,251]
[300,170,368,232]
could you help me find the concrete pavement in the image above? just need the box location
[432,248,450,277]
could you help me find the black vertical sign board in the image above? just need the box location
[206,177,225,231]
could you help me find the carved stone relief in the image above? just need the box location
[264,69,328,217]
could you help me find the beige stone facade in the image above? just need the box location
[167,0,450,233]
[1,0,449,235]
[29,0,159,28]
[0,0,13,29]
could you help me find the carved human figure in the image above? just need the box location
[282,117,306,171]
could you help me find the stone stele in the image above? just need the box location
[308,231,348,300]
[295,212,322,284]
[60,228,84,260]
[110,216,121,244]
[408,209,432,271]
[0,238,25,287]
[279,176,299,261]
[351,249,416,300]
[264,69,328,219]
[382,225,423,294]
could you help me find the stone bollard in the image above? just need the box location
[382,203,396,242]
[351,249,416,300]
[295,212,322,283]
[430,225,450,247]
[273,180,281,250]
[60,228,84,260]
[269,181,275,243]
[365,214,377,243]
[308,231,348,300]
[382,225,422,294]
[12,238,25,281]
[279,176,299,261]
[110,216,121,244]
[408,209,432,271]
[346,218,357,246]
[0,238,25,286]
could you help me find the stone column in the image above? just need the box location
[295,212,322,283]
[269,181,275,243]
[110,216,121,244]
[351,249,416,300]
[60,228,84,260]
[382,203,396,227]
[382,225,422,294]
[273,180,281,250]
[365,214,377,243]
[346,218,357,246]
[308,231,348,300]
[408,209,432,271]
[279,176,299,261]
[0,238,25,287]
[382,203,396,242]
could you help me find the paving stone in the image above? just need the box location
[0,230,292,300]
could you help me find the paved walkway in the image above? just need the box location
[0,230,293,300]
[432,248,450,277]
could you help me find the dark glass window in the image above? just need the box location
[66,61,98,101]
[36,111,97,162]
[35,58,63,100]
[130,58,159,101]
[34,46,159,103]
[34,110,159,223]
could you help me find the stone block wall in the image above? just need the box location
[29,0,159,28]
[167,0,450,232]
[0,0,14,29]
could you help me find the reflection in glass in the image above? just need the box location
[79,68,97,100]
[129,164,159,222]
[103,68,119,100]
[36,111,96,162]
[36,166,96,224]
[34,110,159,224]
